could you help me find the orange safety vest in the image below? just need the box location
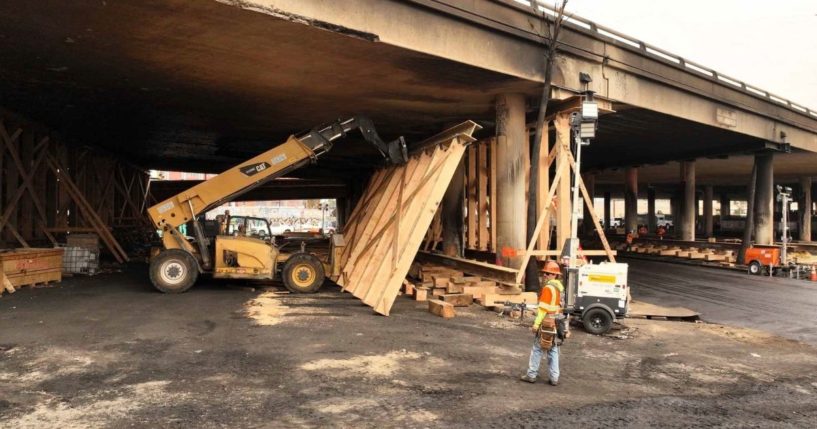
[538,279,564,316]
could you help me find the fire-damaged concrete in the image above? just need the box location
[1,268,816,428]
[2,0,816,178]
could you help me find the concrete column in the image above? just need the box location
[703,185,714,238]
[624,167,638,233]
[442,159,466,256]
[800,177,812,242]
[670,193,679,238]
[720,193,730,217]
[679,161,696,241]
[495,94,528,267]
[647,187,657,233]
[336,197,348,231]
[754,152,774,245]
[582,174,595,235]
[603,191,611,231]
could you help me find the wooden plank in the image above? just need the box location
[446,283,464,294]
[441,293,473,307]
[45,155,128,262]
[343,150,433,297]
[527,250,617,257]
[415,287,429,302]
[462,285,498,299]
[428,299,456,319]
[371,141,470,314]
[466,145,478,249]
[477,142,489,250]
[371,143,464,313]
[432,276,450,288]
[19,130,34,240]
[415,251,519,285]
[1,123,21,243]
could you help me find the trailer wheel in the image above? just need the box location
[282,253,325,293]
[748,261,762,275]
[150,249,199,293]
[582,308,613,335]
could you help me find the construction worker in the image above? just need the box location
[657,224,667,240]
[520,260,564,386]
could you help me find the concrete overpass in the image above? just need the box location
[1,0,816,250]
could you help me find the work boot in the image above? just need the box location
[519,374,536,383]
[548,379,559,386]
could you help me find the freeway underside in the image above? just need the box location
[2,0,813,183]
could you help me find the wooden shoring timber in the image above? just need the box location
[0,122,56,247]
[338,121,479,315]
[566,151,616,262]
[45,155,129,263]
[466,145,478,248]
[477,142,489,250]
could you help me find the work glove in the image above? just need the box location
[530,325,539,333]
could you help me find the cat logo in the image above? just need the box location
[240,162,271,177]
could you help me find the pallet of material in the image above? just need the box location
[0,248,63,292]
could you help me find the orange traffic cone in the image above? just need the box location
[810,266,817,282]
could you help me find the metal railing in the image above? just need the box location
[510,0,817,119]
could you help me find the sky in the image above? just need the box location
[548,0,817,110]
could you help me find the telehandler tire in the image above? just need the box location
[150,249,199,293]
[282,253,325,294]
[582,307,613,335]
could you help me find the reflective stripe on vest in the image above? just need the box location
[538,281,563,315]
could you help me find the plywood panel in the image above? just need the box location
[337,122,479,315]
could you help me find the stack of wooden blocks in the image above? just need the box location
[403,263,537,319]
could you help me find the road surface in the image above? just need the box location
[626,257,817,345]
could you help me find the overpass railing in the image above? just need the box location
[510,0,816,119]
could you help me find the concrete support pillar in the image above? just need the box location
[442,159,466,256]
[336,197,348,231]
[670,193,679,238]
[679,161,696,241]
[800,177,812,242]
[582,174,595,235]
[624,167,638,233]
[603,192,611,231]
[720,194,730,217]
[647,187,657,233]
[754,152,774,245]
[703,185,714,238]
[495,94,528,267]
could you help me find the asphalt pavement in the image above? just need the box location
[625,257,817,345]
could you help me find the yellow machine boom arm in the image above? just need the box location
[147,117,406,268]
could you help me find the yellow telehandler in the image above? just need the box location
[146,117,406,293]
